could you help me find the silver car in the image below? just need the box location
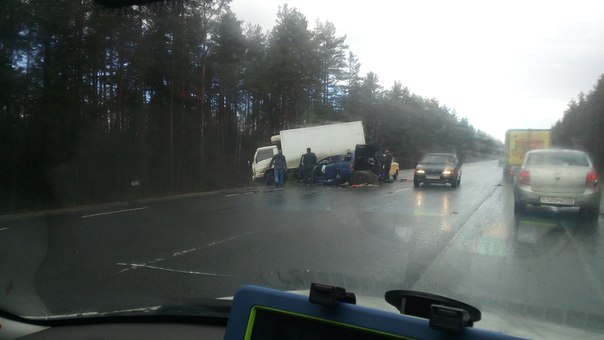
[513,149,601,220]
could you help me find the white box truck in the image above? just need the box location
[251,121,366,184]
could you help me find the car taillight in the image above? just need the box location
[518,170,530,185]
[586,170,599,187]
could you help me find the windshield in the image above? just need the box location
[1,1,604,339]
[256,149,274,163]
[421,154,456,164]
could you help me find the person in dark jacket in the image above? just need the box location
[301,147,317,184]
[269,149,287,187]
[382,150,393,182]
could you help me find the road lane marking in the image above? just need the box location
[115,263,233,277]
[392,188,411,194]
[81,207,148,218]
[0,227,8,232]
[116,231,254,274]
[226,191,259,197]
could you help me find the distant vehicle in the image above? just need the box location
[251,121,366,184]
[503,129,551,180]
[413,153,462,188]
[513,149,601,221]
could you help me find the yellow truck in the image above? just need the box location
[503,129,551,180]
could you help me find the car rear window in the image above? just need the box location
[526,152,589,167]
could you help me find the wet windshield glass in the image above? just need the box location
[1,1,603,339]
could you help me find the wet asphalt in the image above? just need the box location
[1,160,603,335]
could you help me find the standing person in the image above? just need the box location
[301,147,317,184]
[382,150,393,182]
[269,149,287,187]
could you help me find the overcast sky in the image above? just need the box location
[230,0,604,141]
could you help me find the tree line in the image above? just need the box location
[0,0,500,214]
[552,74,604,171]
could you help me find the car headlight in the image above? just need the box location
[442,169,452,176]
[416,169,425,174]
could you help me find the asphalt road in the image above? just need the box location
[1,160,603,337]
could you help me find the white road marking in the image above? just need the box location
[115,263,233,277]
[226,191,258,197]
[116,231,253,274]
[81,207,148,218]
[0,227,9,232]
[393,187,411,193]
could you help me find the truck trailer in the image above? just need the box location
[503,129,551,180]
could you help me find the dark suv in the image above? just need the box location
[413,153,462,188]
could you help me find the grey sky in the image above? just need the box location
[230,0,604,141]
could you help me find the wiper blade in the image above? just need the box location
[21,300,231,320]
[155,300,231,317]
[23,306,162,320]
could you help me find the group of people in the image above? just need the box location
[268,147,317,187]
[269,147,393,187]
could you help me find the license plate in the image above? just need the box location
[426,175,440,180]
[540,197,575,205]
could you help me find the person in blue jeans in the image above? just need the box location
[269,149,287,187]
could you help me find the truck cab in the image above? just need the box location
[252,146,278,182]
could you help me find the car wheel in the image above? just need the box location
[393,170,398,180]
[514,201,525,214]
[581,207,599,222]
[413,179,420,188]
[265,171,275,185]
[306,175,314,184]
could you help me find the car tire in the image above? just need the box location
[581,207,599,222]
[265,171,275,186]
[451,179,458,188]
[393,170,398,180]
[413,179,420,188]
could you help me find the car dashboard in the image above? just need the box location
[2,285,525,340]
